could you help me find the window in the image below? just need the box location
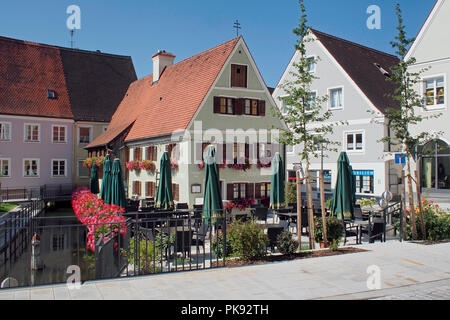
[0,159,10,177]
[354,170,374,194]
[191,184,201,194]
[145,182,156,198]
[233,143,247,161]
[24,124,40,142]
[346,132,364,152]
[307,92,317,111]
[78,160,89,178]
[424,76,445,109]
[324,170,332,192]
[307,57,316,73]
[286,145,294,153]
[78,126,92,144]
[52,125,66,143]
[329,88,343,109]
[282,100,293,115]
[216,97,234,115]
[133,181,142,196]
[52,233,66,251]
[260,182,271,198]
[134,147,143,161]
[147,146,158,161]
[47,89,57,99]
[0,122,11,141]
[245,99,251,115]
[24,159,39,177]
[233,183,246,199]
[52,160,66,177]
[231,64,247,88]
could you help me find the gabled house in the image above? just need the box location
[273,29,400,197]
[87,37,285,207]
[405,0,450,194]
[0,36,136,190]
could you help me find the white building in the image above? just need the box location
[273,29,401,198]
[406,0,450,195]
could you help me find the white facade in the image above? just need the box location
[273,32,399,197]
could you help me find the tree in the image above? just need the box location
[382,4,442,240]
[274,0,339,249]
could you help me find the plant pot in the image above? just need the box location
[319,241,328,248]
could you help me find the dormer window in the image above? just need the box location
[47,89,57,99]
[374,63,390,78]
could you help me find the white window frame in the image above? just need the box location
[24,123,41,143]
[23,158,40,177]
[77,159,89,178]
[0,158,11,177]
[0,122,12,142]
[306,90,318,113]
[78,125,93,145]
[280,96,293,115]
[51,125,67,144]
[344,130,365,153]
[51,159,67,177]
[306,56,316,73]
[328,86,344,110]
[422,73,447,111]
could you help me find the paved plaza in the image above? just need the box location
[0,241,449,300]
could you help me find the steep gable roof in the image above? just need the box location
[311,29,400,114]
[0,36,73,119]
[0,35,137,122]
[60,48,137,122]
[87,37,240,148]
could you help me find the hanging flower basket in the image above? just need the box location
[225,198,255,212]
[171,162,179,172]
[141,160,156,173]
[126,160,141,171]
[227,158,252,171]
[83,156,105,169]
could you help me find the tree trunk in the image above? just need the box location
[406,157,418,239]
[305,162,315,249]
[296,171,302,252]
[319,170,328,247]
[401,170,407,241]
[415,170,426,240]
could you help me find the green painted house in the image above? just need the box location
[86,37,285,207]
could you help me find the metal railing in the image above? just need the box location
[0,184,80,202]
[0,208,229,289]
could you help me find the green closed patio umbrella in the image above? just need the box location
[202,145,223,220]
[90,162,100,194]
[270,152,285,209]
[331,152,356,221]
[100,154,112,204]
[155,152,174,210]
[110,158,127,209]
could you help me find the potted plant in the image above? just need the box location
[141,160,156,173]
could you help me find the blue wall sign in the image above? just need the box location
[353,170,374,176]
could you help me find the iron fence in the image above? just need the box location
[0,208,229,289]
[0,183,79,202]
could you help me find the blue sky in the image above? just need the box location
[0,0,436,87]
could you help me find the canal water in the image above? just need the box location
[0,202,96,289]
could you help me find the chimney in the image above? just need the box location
[152,50,176,83]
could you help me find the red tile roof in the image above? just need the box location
[0,35,136,122]
[87,37,240,148]
[0,36,73,119]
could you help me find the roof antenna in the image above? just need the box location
[70,29,75,49]
[233,20,241,37]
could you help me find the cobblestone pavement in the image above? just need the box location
[0,241,449,300]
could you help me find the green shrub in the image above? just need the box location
[277,230,298,255]
[314,216,343,244]
[399,199,450,241]
[228,219,269,261]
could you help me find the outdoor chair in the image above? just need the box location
[343,205,370,245]
[176,203,189,210]
[191,223,210,254]
[253,207,268,224]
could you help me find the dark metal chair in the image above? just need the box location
[176,203,189,210]
[253,207,268,224]
[343,204,370,245]
[191,223,210,254]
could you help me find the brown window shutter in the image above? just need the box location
[227,184,234,201]
[245,143,250,159]
[246,183,254,199]
[258,100,266,116]
[176,184,180,201]
[145,182,150,197]
[231,65,238,87]
[235,98,243,115]
[213,97,221,114]
[255,183,262,199]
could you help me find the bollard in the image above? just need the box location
[31,233,44,270]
